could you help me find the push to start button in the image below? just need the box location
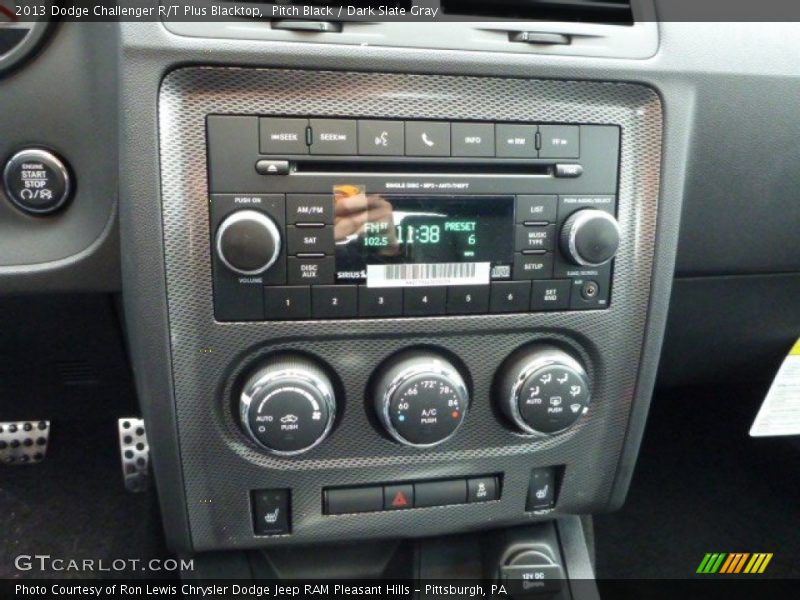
[3,148,73,215]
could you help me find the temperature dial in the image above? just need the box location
[239,355,336,455]
[497,345,591,435]
[374,351,469,448]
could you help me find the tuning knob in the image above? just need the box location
[373,351,469,448]
[560,209,620,267]
[240,355,336,455]
[215,210,281,275]
[497,346,591,435]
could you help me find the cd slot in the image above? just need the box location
[292,160,553,176]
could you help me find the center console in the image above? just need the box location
[152,67,662,552]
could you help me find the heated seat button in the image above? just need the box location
[310,119,358,155]
[287,225,335,255]
[414,479,467,508]
[384,484,414,511]
[526,467,556,511]
[324,487,383,515]
[467,476,499,503]
[263,286,311,320]
[259,118,309,154]
[252,489,291,535]
[312,285,358,319]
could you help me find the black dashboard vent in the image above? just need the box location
[441,0,634,25]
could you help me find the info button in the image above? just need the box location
[452,122,495,157]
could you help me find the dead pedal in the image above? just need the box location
[118,418,150,493]
[0,421,50,465]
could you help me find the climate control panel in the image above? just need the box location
[236,346,590,456]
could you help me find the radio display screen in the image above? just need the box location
[333,185,514,287]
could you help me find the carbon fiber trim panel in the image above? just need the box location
[159,68,662,551]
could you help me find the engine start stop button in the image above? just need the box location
[2,148,73,215]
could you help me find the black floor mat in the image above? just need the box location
[595,383,800,579]
[0,295,170,579]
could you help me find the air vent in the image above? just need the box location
[441,0,634,25]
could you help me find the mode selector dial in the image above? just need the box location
[560,209,620,267]
[215,210,281,276]
[374,351,469,448]
[497,345,591,435]
[239,355,336,455]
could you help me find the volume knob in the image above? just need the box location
[215,210,281,275]
[560,209,620,267]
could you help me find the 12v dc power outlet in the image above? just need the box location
[2,148,73,215]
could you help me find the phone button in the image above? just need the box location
[405,121,451,157]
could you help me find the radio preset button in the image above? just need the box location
[358,120,405,156]
[496,124,538,158]
[515,224,555,253]
[405,121,451,157]
[451,122,495,157]
[516,195,557,224]
[539,125,580,159]
[259,118,309,155]
[490,281,531,313]
[287,194,334,225]
[358,287,403,318]
[404,287,447,316]
[312,285,358,319]
[263,286,311,320]
[530,280,571,311]
[287,257,335,285]
[513,254,554,280]
[446,285,490,315]
[287,225,335,255]
[310,119,358,155]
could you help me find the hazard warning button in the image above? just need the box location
[383,483,414,511]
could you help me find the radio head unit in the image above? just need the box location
[206,117,621,321]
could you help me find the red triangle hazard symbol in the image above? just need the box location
[391,491,409,507]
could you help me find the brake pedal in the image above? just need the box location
[0,421,50,465]
[118,418,150,493]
